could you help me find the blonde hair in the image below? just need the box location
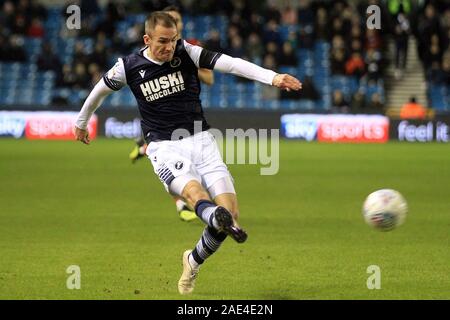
[144,11,177,35]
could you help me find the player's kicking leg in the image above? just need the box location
[131,137,197,221]
[175,179,247,294]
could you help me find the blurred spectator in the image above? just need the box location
[227,36,244,58]
[330,48,347,75]
[29,0,48,21]
[416,4,442,64]
[58,63,76,87]
[330,17,346,39]
[350,24,363,48]
[428,56,450,85]
[365,29,382,51]
[345,52,365,78]
[73,41,90,67]
[314,6,328,40]
[247,13,264,36]
[350,90,367,113]
[1,35,27,62]
[264,2,281,24]
[297,0,314,25]
[298,24,314,49]
[245,32,264,63]
[89,43,109,68]
[332,35,346,51]
[441,57,450,86]
[95,9,117,38]
[423,34,443,71]
[80,0,100,18]
[279,42,298,67]
[281,5,297,25]
[1,1,16,32]
[331,90,350,113]
[72,62,90,89]
[393,13,410,79]
[37,42,62,79]
[261,54,279,100]
[125,23,143,51]
[263,19,282,46]
[286,30,298,50]
[367,92,384,114]
[350,39,363,54]
[27,17,44,38]
[88,63,103,88]
[204,29,223,52]
[264,41,279,58]
[400,96,427,119]
[12,12,27,35]
[365,48,384,84]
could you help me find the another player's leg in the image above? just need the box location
[174,195,197,222]
[129,137,147,163]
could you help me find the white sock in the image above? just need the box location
[176,199,187,212]
[188,253,200,270]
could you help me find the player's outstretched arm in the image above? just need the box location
[214,54,302,91]
[74,78,114,145]
[184,41,301,90]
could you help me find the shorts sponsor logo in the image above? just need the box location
[175,161,184,170]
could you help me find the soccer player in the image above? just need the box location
[128,5,213,223]
[74,12,301,294]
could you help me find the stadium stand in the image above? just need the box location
[0,0,448,113]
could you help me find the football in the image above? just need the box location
[362,189,408,231]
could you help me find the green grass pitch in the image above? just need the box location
[0,138,449,299]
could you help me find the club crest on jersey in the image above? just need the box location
[170,57,181,68]
[140,71,185,102]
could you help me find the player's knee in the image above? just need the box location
[181,180,210,205]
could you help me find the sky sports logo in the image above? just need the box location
[0,111,97,140]
[0,112,27,138]
[281,114,389,143]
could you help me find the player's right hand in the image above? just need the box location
[73,126,90,145]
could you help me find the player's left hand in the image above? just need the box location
[272,74,302,92]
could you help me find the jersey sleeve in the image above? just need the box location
[183,40,222,70]
[102,58,127,91]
